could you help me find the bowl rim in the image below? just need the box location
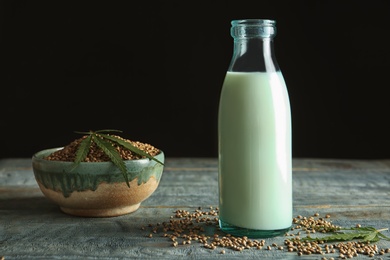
[32,147,164,165]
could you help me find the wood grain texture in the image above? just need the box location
[1,158,390,259]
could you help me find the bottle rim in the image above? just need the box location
[231,19,276,38]
[231,19,276,27]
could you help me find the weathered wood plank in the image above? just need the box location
[1,158,390,259]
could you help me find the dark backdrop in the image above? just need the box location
[1,1,390,159]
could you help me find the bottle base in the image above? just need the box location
[219,220,291,238]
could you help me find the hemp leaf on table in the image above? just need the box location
[302,227,390,243]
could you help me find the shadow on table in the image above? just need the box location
[0,197,63,216]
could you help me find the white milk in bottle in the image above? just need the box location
[218,19,292,238]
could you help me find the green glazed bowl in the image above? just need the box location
[32,147,164,217]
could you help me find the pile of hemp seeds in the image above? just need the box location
[44,135,160,162]
[143,207,390,259]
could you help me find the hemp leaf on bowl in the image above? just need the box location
[73,129,164,187]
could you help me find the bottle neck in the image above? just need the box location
[229,37,279,72]
[228,19,279,73]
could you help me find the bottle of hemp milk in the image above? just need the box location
[218,19,292,238]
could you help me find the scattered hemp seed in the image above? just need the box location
[143,208,390,258]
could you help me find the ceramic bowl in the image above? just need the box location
[32,147,164,217]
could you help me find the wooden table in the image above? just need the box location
[1,157,390,259]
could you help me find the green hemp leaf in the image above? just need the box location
[302,227,390,243]
[72,129,164,187]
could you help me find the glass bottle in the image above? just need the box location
[218,19,292,238]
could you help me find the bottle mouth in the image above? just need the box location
[231,19,276,39]
[231,19,275,26]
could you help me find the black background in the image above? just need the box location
[1,1,390,159]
